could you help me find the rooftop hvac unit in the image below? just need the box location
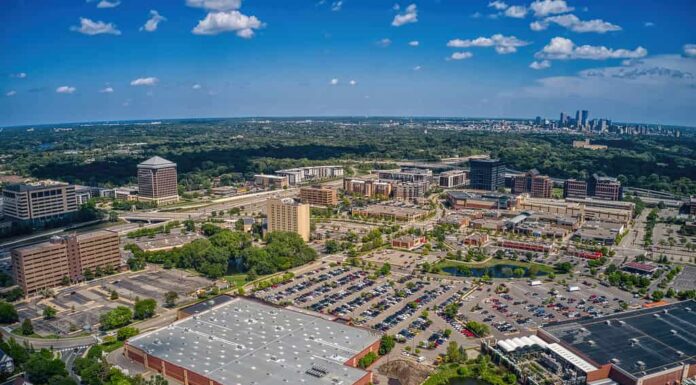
[636,361,646,368]
[611,358,621,364]
[663,309,668,314]
[588,340,596,346]
[653,314,660,318]
[618,320,625,325]
[671,329,678,335]
[676,351,685,357]
[605,320,611,325]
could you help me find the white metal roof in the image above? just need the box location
[548,343,597,372]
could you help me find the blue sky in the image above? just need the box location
[1,0,695,127]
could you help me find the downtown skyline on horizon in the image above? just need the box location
[1,0,695,127]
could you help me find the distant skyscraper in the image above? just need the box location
[559,112,567,127]
[137,156,179,205]
[581,110,589,128]
[575,110,581,128]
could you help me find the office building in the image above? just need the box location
[137,156,179,205]
[588,174,622,201]
[447,191,519,210]
[391,235,427,250]
[253,174,289,189]
[438,170,468,188]
[573,139,608,150]
[1,181,77,223]
[351,204,429,222]
[469,159,505,191]
[11,230,121,296]
[392,181,429,201]
[124,297,380,385]
[564,179,588,199]
[276,166,343,185]
[689,196,696,216]
[511,169,552,198]
[266,198,310,241]
[299,185,338,206]
[378,168,433,184]
[343,178,392,198]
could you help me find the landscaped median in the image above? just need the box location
[432,258,555,279]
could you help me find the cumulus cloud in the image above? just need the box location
[10,72,27,79]
[529,0,573,17]
[56,86,76,94]
[349,80,357,86]
[531,14,621,33]
[6,90,17,97]
[504,5,527,18]
[413,65,422,71]
[376,38,392,47]
[70,18,121,35]
[408,40,419,47]
[99,86,114,93]
[141,10,166,32]
[330,78,339,85]
[96,0,120,8]
[644,21,655,27]
[331,1,343,11]
[536,37,647,60]
[450,52,473,60]
[447,34,530,54]
[488,1,508,10]
[130,77,159,86]
[186,0,241,11]
[192,10,263,38]
[192,84,202,89]
[392,4,417,26]
[684,44,696,58]
[530,60,551,70]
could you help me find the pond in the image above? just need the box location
[448,378,492,385]
[442,263,547,278]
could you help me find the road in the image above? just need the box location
[0,326,98,350]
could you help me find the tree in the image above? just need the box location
[100,306,133,330]
[110,290,119,300]
[25,349,69,385]
[357,351,378,368]
[513,268,525,278]
[134,298,157,320]
[555,262,573,274]
[117,326,140,341]
[43,306,57,320]
[651,290,665,302]
[378,335,395,355]
[0,301,19,324]
[20,318,34,335]
[446,341,465,363]
[164,291,179,308]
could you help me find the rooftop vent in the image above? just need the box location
[636,361,646,368]
[670,329,678,335]
[306,365,329,378]
[676,351,685,357]
[605,320,611,325]
[618,320,625,325]
[611,358,621,364]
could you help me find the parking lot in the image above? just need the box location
[672,264,696,291]
[465,277,646,340]
[17,267,214,336]
[252,264,479,364]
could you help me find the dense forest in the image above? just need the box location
[0,118,694,195]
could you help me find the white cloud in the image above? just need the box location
[96,0,120,8]
[330,78,339,85]
[130,77,159,86]
[10,72,27,79]
[408,40,419,47]
[192,11,263,38]
[192,84,202,89]
[6,90,17,97]
[536,37,647,60]
[56,86,76,94]
[532,14,621,33]
[141,10,166,32]
[331,1,343,11]
[376,38,392,47]
[413,65,422,71]
[450,52,473,60]
[447,34,530,54]
[504,5,527,18]
[186,0,241,11]
[488,1,508,10]
[392,3,417,27]
[70,17,121,35]
[684,44,696,58]
[471,12,482,18]
[349,80,357,86]
[529,60,551,70]
[529,0,573,17]
[644,21,654,27]
[99,86,114,93]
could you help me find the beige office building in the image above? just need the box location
[11,230,121,296]
[299,186,338,206]
[137,156,179,205]
[2,181,77,222]
[266,198,310,242]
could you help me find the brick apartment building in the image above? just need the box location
[299,185,338,206]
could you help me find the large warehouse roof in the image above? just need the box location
[542,300,696,377]
[127,297,379,385]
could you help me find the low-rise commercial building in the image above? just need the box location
[447,191,519,210]
[499,240,553,253]
[351,204,430,222]
[124,297,381,385]
[391,235,427,250]
[253,174,289,189]
[11,230,121,295]
[300,185,338,206]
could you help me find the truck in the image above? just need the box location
[567,285,580,292]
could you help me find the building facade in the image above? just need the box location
[299,186,338,206]
[276,166,343,185]
[343,178,392,198]
[11,230,121,296]
[392,181,429,201]
[469,159,505,191]
[564,179,588,199]
[1,181,77,223]
[377,168,433,184]
[512,170,552,198]
[266,198,310,241]
[588,174,622,201]
[137,156,179,205]
[254,174,289,189]
[438,170,468,188]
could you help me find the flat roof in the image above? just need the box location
[180,295,236,316]
[128,297,379,385]
[542,300,696,377]
[3,181,69,192]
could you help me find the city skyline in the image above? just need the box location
[1,0,695,127]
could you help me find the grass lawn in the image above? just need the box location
[11,328,60,339]
[224,274,249,288]
[100,340,124,353]
[434,258,555,274]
